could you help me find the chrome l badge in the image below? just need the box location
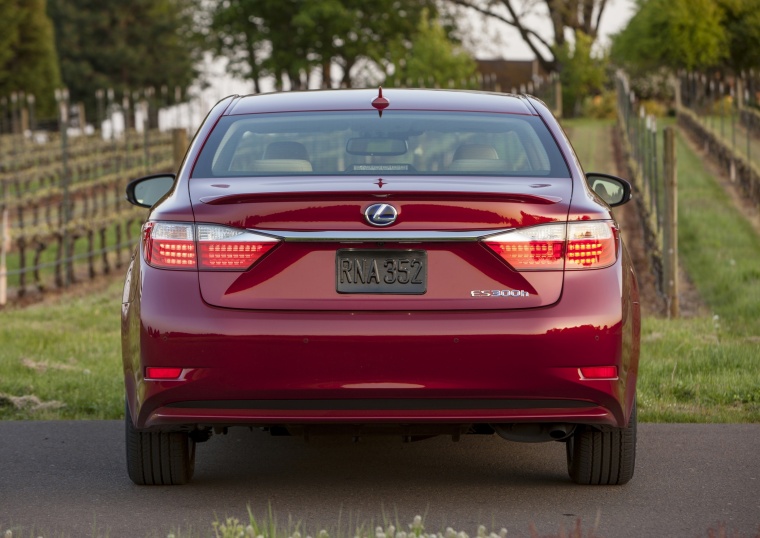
[364,203,398,227]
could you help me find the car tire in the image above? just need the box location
[125,401,195,485]
[566,399,636,485]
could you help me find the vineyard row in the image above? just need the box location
[1,129,185,305]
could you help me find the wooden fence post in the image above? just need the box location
[172,128,188,171]
[0,207,9,306]
[554,76,563,119]
[663,127,679,318]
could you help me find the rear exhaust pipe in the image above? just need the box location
[492,423,575,443]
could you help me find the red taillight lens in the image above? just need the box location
[144,222,196,269]
[196,225,278,270]
[145,367,183,380]
[199,242,276,269]
[483,221,618,271]
[566,221,618,270]
[579,366,619,380]
[483,224,566,270]
[143,222,279,270]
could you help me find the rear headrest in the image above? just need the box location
[264,141,310,161]
[452,144,498,160]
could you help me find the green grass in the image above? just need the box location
[561,118,617,173]
[638,317,760,422]
[0,279,124,420]
[675,129,760,334]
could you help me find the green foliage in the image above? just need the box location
[0,0,61,117]
[717,0,760,72]
[48,0,202,112]
[581,91,618,120]
[555,31,609,117]
[612,0,727,73]
[385,9,477,88]
[210,0,454,90]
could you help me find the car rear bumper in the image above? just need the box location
[123,259,639,431]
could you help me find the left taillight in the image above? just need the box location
[143,222,279,270]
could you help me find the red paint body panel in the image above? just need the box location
[196,242,563,310]
[189,176,570,229]
[122,243,637,429]
[123,89,640,445]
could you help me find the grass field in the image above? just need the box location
[0,119,758,422]
[0,278,124,420]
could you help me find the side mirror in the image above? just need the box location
[585,173,632,207]
[125,174,176,208]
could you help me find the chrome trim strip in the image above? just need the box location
[247,228,515,242]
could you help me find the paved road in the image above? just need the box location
[0,422,758,538]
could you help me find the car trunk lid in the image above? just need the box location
[190,176,571,311]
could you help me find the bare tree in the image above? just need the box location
[447,0,608,72]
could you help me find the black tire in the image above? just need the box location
[566,400,636,485]
[125,401,195,485]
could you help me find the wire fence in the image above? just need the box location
[676,73,760,207]
[616,72,679,317]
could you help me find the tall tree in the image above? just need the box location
[385,9,478,88]
[210,0,442,91]
[446,0,610,115]
[611,0,726,74]
[48,0,202,112]
[0,0,61,118]
[716,0,760,74]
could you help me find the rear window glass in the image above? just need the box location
[192,111,570,178]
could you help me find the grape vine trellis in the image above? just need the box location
[0,130,174,304]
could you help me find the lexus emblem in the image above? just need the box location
[364,203,398,227]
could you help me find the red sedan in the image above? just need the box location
[122,88,639,485]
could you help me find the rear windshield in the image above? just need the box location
[192,111,570,178]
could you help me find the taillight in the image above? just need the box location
[483,224,566,270]
[565,221,618,269]
[143,222,279,270]
[196,225,278,269]
[483,221,618,271]
[144,222,196,268]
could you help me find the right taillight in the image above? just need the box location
[483,221,618,271]
[565,221,618,270]
[143,222,279,270]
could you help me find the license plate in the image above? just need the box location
[336,249,427,294]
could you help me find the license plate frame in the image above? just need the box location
[336,249,427,294]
